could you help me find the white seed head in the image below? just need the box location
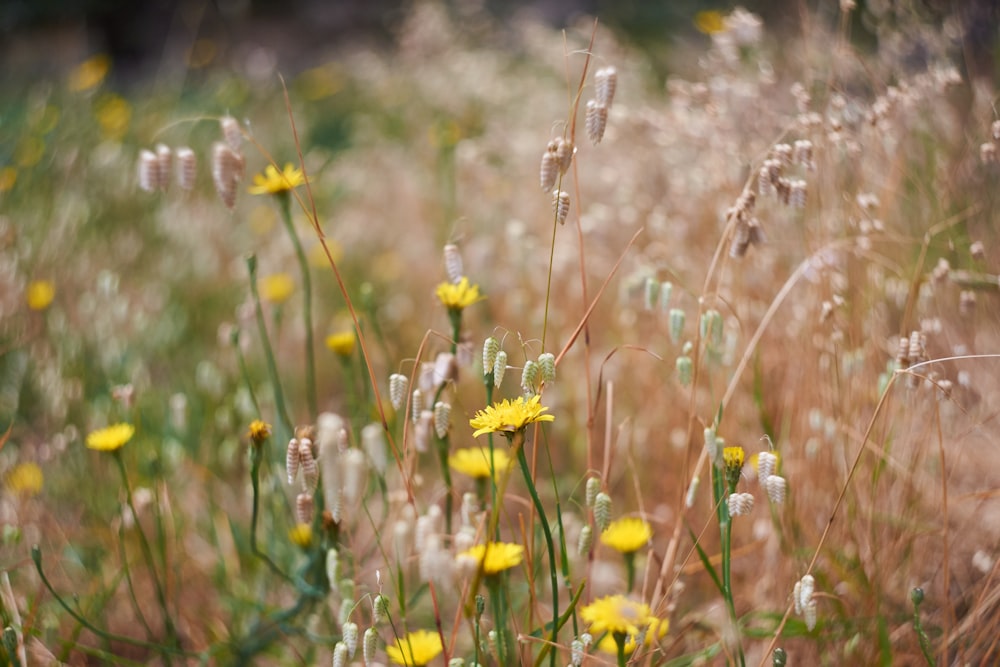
[979,142,996,164]
[539,150,558,192]
[443,243,464,284]
[554,137,575,174]
[363,627,378,665]
[804,600,817,631]
[175,146,196,190]
[764,475,786,503]
[415,409,434,452]
[326,548,340,589]
[155,143,172,190]
[585,476,601,508]
[993,119,1000,140]
[659,281,673,311]
[492,350,508,387]
[286,438,301,484]
[341,621,358,657]
[727,492,754,517]
[211,141,242,209]
[553,190,570,225]
[669,308,686,344]
[521,360,540,395]
[138,150,159,192]
[372,594,389,624]
[411,388,423,424]
[586,99,608,144]
[685,475,700,508]
[433,401,451,439]
[389,373,407,411]
[571,638,586,666]
[296,492,314,526]
[594,492,612,532]
[538,352,556,382]
[220,115,242,150]
[461,492,479,527]
[643,276,660,310]
[483,337,500,377]
[342,448,367,507]
[332,642,348,667]
[793,139,814,170]
[595,66,618,108]
[676,355,693,386]
[361,423,387,475]
[577,524,594,556]
[757,451,777,484]
[789,179,807,208]
[318,413,345,521]
[796,574,815,612]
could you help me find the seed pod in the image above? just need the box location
[594,492,612,532]
[155,144,172,190]
[676,355,693,386]
[595,66,618,109]
[295,492,314,525]
[577,524,593,556]
[669,309,685,344]
[764,475,786,503]
[220,115,242,150]
[411,388,423,424]
[537,352,555,382]
[540,149,558,192]
[332,642,348,667]
[363,627,377,665]
[443,243,463,283]
[433,401,451,438]
[789,179,807,208]
[342,622,359,657]
[727,492,754,516]
[586,99,608,144]
[553,190,570,225]
[521,360,540,395]
[138,150,159,192]
[585,477,600,508]
[554,137,575,174]
[483,337,500,377]
[492,350,507,388]
[299,438,318,491]
[286,438,301,483]
[175,146,196,190]
[211,141,241,209]
[389,373,407,410]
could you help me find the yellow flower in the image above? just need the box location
[448,447,512,480]
[385,629,443,666]
[435,277,484,311]
[94,94,131,140]
[248,163,305,195]
[247,420,272,444]
[580,595,652,637]
[458,542,524,575]
[0,167,16,193]
[469,394,554,438]
[694,10,725,35]
[723,446,745,470]
[289,523,313,547]
[68,54,110,91]
[6,462,43,496]
[600,517,652,554]
[26,280,55,311]
[260,273,295,304]
[595,615,669,655]
[86,423,135,452]
[325,331,355,357]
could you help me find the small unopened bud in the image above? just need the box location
[595,66,618,109]
[553,190,570,225]
[443,243,464,284]
[586,99,608,144]
[538,352,555,382]
[493,350,508,387]
[594,492,612,532]
[585,477,601,508]
[433,401,451,438]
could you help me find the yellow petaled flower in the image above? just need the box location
[448,447,512,480]
[435,276,485,311]
[581,595,652,637]
[385,629,443,666]
[248,163,305,195]
[86,423,135,452]
[6,462,43,496]
[260,273,295,304]
[458,542,525,575]
[325,331,355,357]
[723,446,745,470]
[26,280,55,311]
[289,523,312,547]
[469,394,554,438]
[600,517,653,554]
[248,420,272,443]
[68,54,110,91]
[694,10,726,35]
[94,94,131,140]
[595,615,669,655]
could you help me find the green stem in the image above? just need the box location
[247,255,293,442]
[249,441,293,582]
[615,632,627,667]
[436,434,454,538]
[232,327,262,417]
[488,578,511,665]
[113,452,177,660]
[516,441,559,667]
[276,193,317,419]
[715,465,745,667]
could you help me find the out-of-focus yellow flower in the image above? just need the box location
[581,595,652,637]
[260,273,295,304]
[385,630,443,666]
[448,446,512,480]
[94,94,131,140]
[6,462,43,496]
[247,420,272,445]
[0,167,16,193]
[15,136,45,167]
[435,276,484,311]
[600,517,653,554]
[694,10,726,35]
[68,54,110,91]
[289,523,312,547]
[248,164,305,195]
[325,331,355,357]
[26,280,55,310]
[457,542,524,575]
[595,615,669,655]
[86,423,135,452]
[249,204,277,235]
[297,63,345,101]
[308,240,343,268]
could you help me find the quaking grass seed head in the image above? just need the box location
[138,150,159,192]
[595,66,618,108]
[483,337,499,377]
[443,243,464,284]
[553,190,570,225]
[389,373,407,410]
[433,401,451,438]
[540,149,558,192]
[594,492,612,532]
[586,99,608,144]
[155,143,172,190]
[538,352,555,382]
[492,350,507,387]
[175,147,196,190]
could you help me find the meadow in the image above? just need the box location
[2,2,1000,665]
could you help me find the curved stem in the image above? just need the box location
[516,442,559,667]
[249,442,293,582]
[247,255,293,442]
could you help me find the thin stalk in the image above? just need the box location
[716,464,745,667]
[248,441,293,582]
[247,255,293,441]
[488,578,511,665]
[276,192,318,419]
[516,440,559,667]
[112,452,178,660]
